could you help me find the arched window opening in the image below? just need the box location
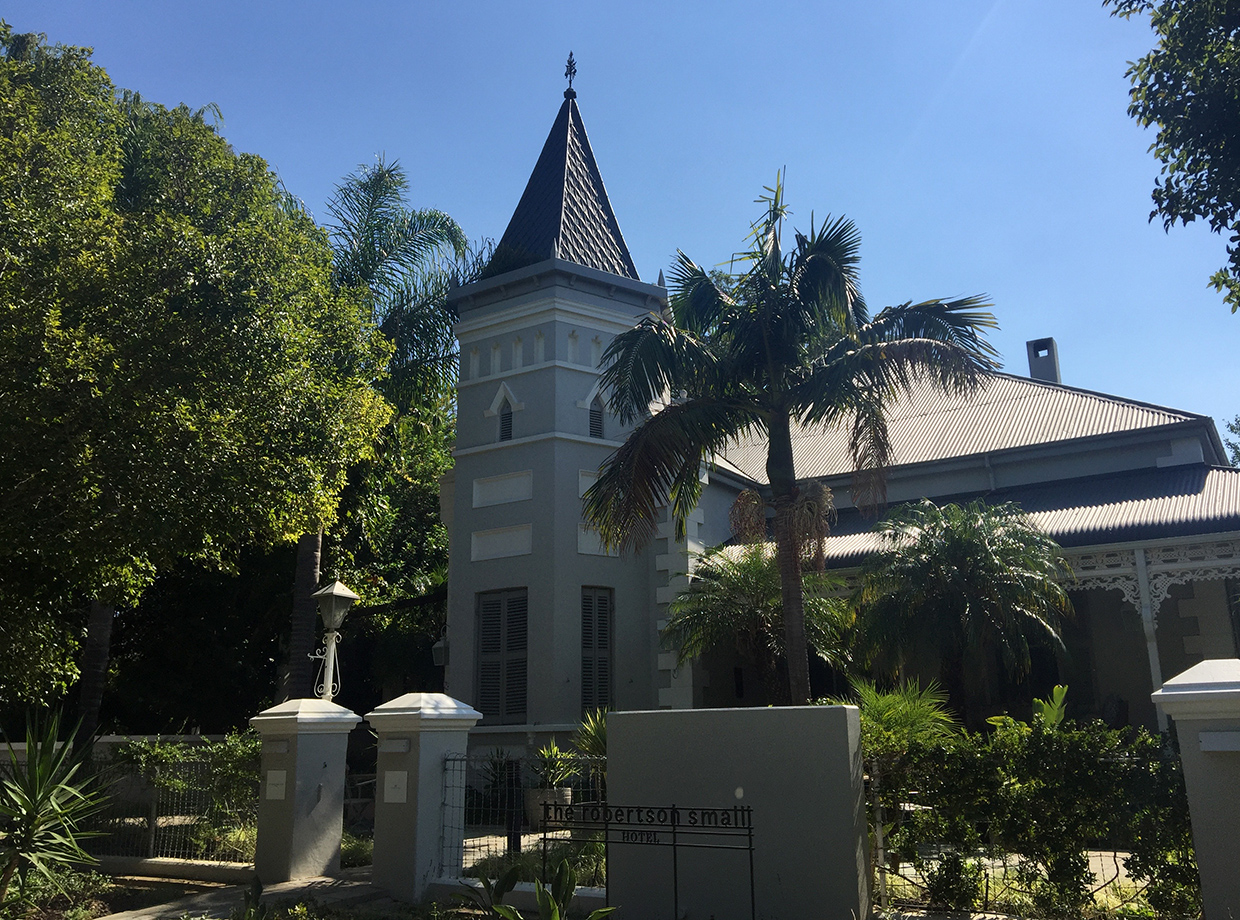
[499,400,513,441]
[589,396,605,439]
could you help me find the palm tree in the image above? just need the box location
[663,542,853,703]
[283,158,466,701]
[583,176,999,703]
[855,499,1073,724]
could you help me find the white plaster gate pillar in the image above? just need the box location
[249,699,361,883]
[365,693,481,902]
[1152,659,1240,920]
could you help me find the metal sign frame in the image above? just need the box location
[540,801,756,920]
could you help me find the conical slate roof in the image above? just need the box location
[490,89,639,280]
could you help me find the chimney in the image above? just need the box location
[1026,337,1061,384]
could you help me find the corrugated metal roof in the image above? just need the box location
[490,92,639,281]
[817,466,1240,566]
[716,373,1199,483]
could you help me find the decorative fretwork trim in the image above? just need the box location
[1149,565,1240,611]
[1064,539,1240,615]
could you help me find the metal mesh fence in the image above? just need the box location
[83,757,259,863]
[876,842,1146,915]
[441,752,606,884]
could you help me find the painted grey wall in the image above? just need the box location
[250,714,356,883]
[445,260,667,738]
[1152,660,1240,920]
[607,706,870,920]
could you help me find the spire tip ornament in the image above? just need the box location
[564,51,577,99]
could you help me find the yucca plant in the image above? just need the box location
[0,710,105,905]
[531,741,578,790]
[492,859,617,920]
[571,710,608,788]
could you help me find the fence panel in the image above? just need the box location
[441,752,606,885]
[84,757,259,863]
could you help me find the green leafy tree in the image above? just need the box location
[583,176,999,704]
[856,499,1073,725]
[0,27,391,724]
[1106,0,1240,311]
[1224,415,1240,464]
[278,159,468,702]
[664,543,853,703]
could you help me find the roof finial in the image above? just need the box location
[564,51,577,99]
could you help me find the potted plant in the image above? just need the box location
[524,740,579,831]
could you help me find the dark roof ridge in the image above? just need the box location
[985,370,1207,422]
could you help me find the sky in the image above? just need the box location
[9,1,1239,437]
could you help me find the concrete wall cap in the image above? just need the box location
[365,692,482,733]
[249,698,362,736]
[1152,658,1240,719]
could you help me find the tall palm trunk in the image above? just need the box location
[75,598,115,745]
[768,414,811,705]
[283,529,322,701]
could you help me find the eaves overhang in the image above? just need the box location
[449,257,665,314]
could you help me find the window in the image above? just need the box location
[581,587,612,713]
[589,396,604,439]
[499,400,513,441]
[476,589,528,724]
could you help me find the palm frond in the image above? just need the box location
[667,251,735,336]
[789,213,866,331]
[327,157,466,309]
[856,499,1072,684]
[582,399,764,552]
[597,316,723,425]
[663,543,852,672]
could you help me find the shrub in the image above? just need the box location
[0,711,105,905]
[895,709,1199,918]
[340,832,372,868]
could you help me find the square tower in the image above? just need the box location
[441,87,668,745]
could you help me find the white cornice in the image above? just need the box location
[461,360,601,389]
[454,431,624,457]
[455,296,650,341]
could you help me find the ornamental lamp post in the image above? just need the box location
[309,580,359,702]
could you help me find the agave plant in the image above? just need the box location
[0,711,105,904]
[570,710,608,798]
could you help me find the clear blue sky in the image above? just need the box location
[10,1,1239,437]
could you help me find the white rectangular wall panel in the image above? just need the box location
[578,470,597,498]
[265,769,286,801]
[472,524,533,561]
[578,523,618,557]
[473,470,533,507]
[383,770,409,804]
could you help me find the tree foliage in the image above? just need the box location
[1106,0,1240,310]
[856,499,1073,725]
[0,26,391,706]
[321,158,471,611]
[584,175,998,703]
[663,543,853,703]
